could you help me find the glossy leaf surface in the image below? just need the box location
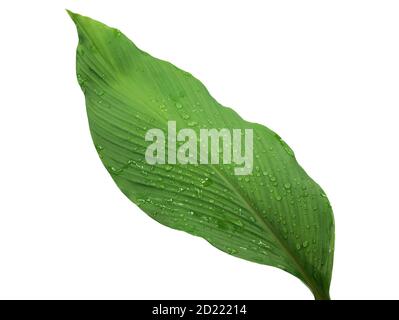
[69,11,334,299]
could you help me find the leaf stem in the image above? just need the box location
[312,288,331,300]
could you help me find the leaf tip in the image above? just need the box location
[66,9,78,22]
[66,10,90,30]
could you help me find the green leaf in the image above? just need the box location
[68,11,335,300]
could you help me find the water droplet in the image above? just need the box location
[275,134,295,157]
[284,183,291,189]
[109,166,122,175]
[95,89,104,96]
[200,177,213,187]
[175,102,183,109]
[258,240,270,249]
[233,219,244,227]
[127,160,136,167]
[303,241,309,248]
[137,198,146,207]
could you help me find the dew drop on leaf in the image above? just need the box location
[200,177,213,187]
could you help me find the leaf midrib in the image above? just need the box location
[212,166,325,298]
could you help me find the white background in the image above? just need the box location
[0,0,398,300]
